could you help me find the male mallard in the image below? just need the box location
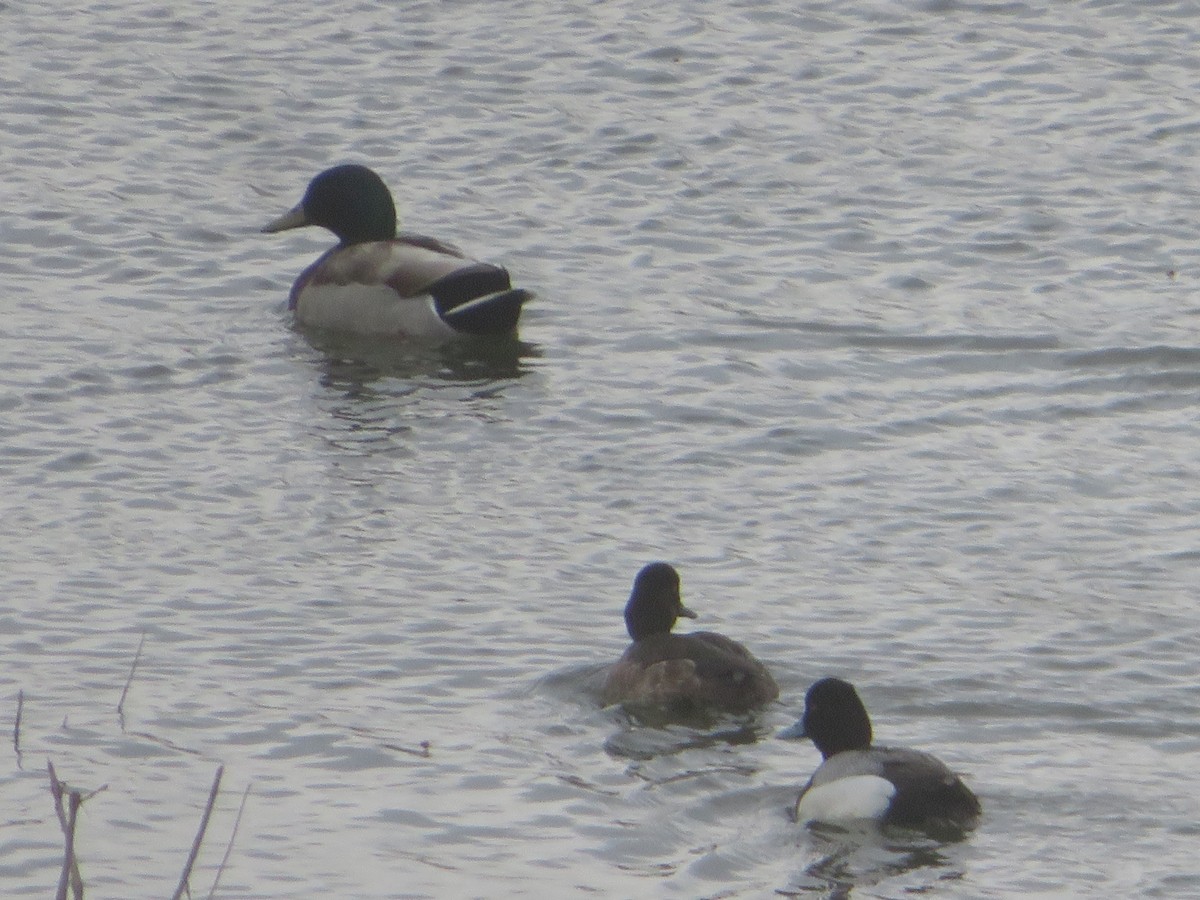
[262,164,531,340]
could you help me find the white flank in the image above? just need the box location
[796,775,895,825]
[295,283,457,342]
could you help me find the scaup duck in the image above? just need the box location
[601,563,779,713]
[262,164,531,340]
[782,677,981,834]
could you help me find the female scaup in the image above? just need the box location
[601,563,779,713]
[782,677,981,835]
[262,164,531,341]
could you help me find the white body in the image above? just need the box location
[294,283,456,341]
[795,774,895,825]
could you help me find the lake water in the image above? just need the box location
[4,0,1200,896]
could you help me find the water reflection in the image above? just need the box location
[301,326,540,386]
[784,822,968,898]
[294,330,541,451]
[604,714,774,761]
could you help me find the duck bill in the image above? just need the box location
[777,720,807,740]
[678,603,698,619]
[261,203,310,234]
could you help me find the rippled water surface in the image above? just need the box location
[4,1,1200,896]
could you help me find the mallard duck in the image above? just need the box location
[601,562,779,713]
[262,164,531,340]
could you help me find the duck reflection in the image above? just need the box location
[304,328,539,386]
[789,823,967,898]
[288,331,539,458]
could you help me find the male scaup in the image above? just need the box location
[262,164,532,341]
[782,677,981,835]
[601,563,779,713]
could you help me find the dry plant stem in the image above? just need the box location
[207,781,251,900]
[48,762,85,900]
[170,765,224,900]
[382,740,432,758]
[13,689,23,768]
[64,792,82,900]
[117,632,146,729]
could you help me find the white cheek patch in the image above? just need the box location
[295,284,457,341]
[796,775,896,825]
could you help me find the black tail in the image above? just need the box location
[888,777,982,838]
[441,288,532,335]
[428,264,532,335]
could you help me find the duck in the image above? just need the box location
[261,164,532,341]
[781,677,981,835]
[601,562,779,713]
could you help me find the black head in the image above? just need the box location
[262,164,397,245]
[800,677,874,759]
[622,562,697,640]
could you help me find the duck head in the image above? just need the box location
[786,677,874,759]
[623,562,697,640]
[262,164,397,245]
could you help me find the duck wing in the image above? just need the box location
[603,633,777,711]
[390,235,530,332]
[687,632,779,694]
[874,746,981,829]
[292,237,530,336]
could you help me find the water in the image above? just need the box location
[3,0,1200,896]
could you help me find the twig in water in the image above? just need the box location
[170,764,224,900]
[382,740,432,758]
[13,689,23,769]
[117,632,146,730]
[206,780,251,900]
[47,761,86,900]
[61,791,82,900]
